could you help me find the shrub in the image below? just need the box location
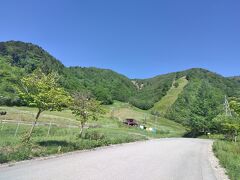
[83,131,105,140]
[173,82,179,88]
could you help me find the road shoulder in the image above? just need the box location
[208,141,229,180]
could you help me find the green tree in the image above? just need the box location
[170,80,224,136]
[173,82,179,88]
[70,92,104,137]
[213,115,240,142]
[230,97,240,115]
[94,87,113,104]
[18,69,71,142]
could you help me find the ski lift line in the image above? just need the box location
[224,95,232,117]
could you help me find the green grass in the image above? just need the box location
[213,141,240,180]
[0,106,76,126]
[151,77,188,115]
[0,101,185,164]
[0,124,147,163]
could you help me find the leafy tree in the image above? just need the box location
[173,82,179,88]
[70,92,104,137]
[230,97,240,115]
[226,98,240,142]
[94,87,113,104]
[18,69,71,142]
[213,115,240,142]
[212,97,240,142]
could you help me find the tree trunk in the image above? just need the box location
[79,123,84,138]
[24,109,42,142]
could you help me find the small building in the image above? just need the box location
[0,111,7,116]
[123,119,138,126]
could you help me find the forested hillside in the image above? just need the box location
[0,41,175,108]
[229,76,240,84]
[130,73,176,109]
[0,41,64,73]
[0,57,24,105]
[1,40,240,127]
[61,67,136,104]
[165,69,240,135]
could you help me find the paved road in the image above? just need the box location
[0,138,223,180]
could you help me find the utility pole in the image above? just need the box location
[224,95,232,117]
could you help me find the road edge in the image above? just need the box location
[0,138,160,169]
[208,141,230,180]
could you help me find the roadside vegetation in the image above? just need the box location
[211,98,240,180]
[0,122,145,164]
[213,141,240,180]
[0,101,185,164]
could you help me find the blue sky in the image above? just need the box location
[0,0,240,78]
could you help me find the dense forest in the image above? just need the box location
[1,41,240,129]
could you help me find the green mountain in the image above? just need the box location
[0,41,64,73]
[0,41,137,105]
[129,73,176,109]
[0,41,174,108]
[1,40,240,126]
[61,67,136,104]
[165,68,240,126]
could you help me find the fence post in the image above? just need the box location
[47,122,52,136]
[14,122,20,137]
[111,108,115,119]
[1,120,4,131]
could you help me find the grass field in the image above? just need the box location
[213,141,240,180]
[0,101,186,164]
[151,77,188,115]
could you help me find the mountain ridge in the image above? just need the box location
[0,41,236,80]
[1,40,240,125]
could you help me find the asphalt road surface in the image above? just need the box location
[0,138,226,180]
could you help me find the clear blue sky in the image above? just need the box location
[0,0,239,78]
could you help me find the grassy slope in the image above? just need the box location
[106,101,185,136]
[151,77,188,115]
[0,102,185,163]
[213,141,240,180]
[0,106,77,125]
